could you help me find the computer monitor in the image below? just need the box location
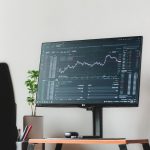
[36,36,143,137]
[36,36,143,108]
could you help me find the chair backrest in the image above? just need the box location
[0,63,18,150]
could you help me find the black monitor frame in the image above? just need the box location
[36,36,143,108]
[36,36,143,138]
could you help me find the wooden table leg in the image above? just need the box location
[55,144,63,150]
[27,144,35,150]
[42,143,45,150]
[142,143,150,150]
[119,144,128,150]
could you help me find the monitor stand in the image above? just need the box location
[82,107,103,139]
[92,107,103,137]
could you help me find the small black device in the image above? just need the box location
[64,132,79,138]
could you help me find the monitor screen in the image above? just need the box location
[36,36,143,107]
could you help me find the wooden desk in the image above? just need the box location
[27,138,150,150]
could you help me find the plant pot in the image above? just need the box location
[23,116,44,150]
[23,115,43,140]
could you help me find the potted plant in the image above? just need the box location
[23,70,43,142]
[25,70,39,116]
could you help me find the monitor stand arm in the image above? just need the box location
[85,107,103,138]
[92,107,103,138]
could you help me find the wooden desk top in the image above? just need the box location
[28,138,149,145]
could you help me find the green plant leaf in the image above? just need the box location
[25,69,39,115]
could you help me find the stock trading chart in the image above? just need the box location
[36,37,142,106]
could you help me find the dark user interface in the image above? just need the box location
[36,36,142,106]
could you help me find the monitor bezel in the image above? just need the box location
[36,36,143,108]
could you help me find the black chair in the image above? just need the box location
[0,63,18,150]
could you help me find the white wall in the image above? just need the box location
[1,0,150,149]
